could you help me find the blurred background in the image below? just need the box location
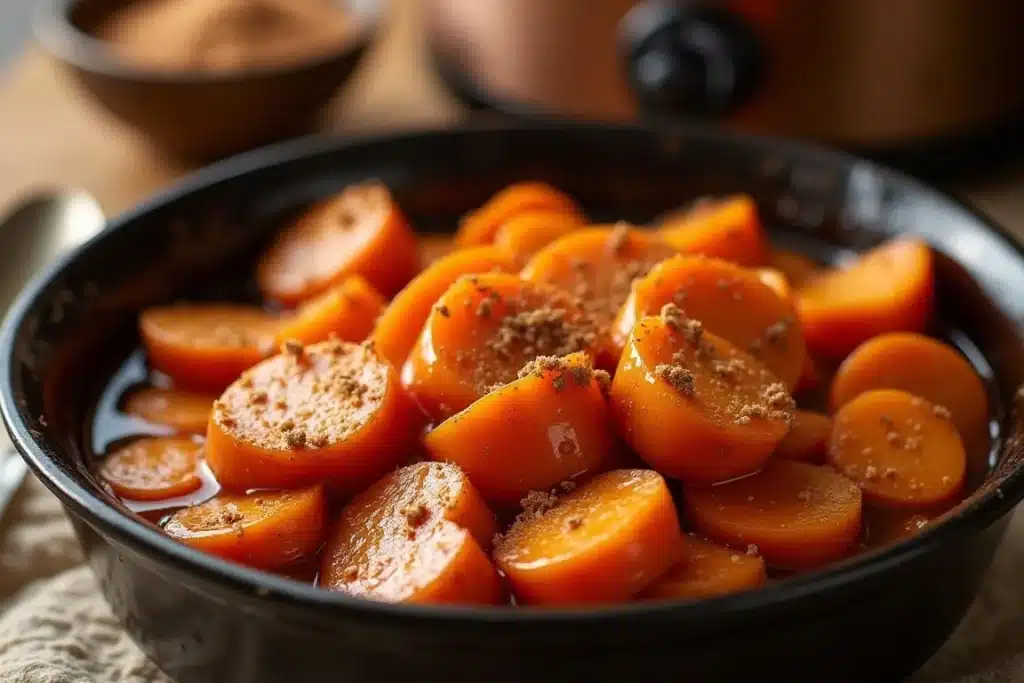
[0,0,1022,218]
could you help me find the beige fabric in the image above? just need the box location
[0,475,1020,681]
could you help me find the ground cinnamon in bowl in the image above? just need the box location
[96,0,359,72]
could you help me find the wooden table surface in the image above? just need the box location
[0,0,1022,237]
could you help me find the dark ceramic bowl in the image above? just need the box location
[3,122,1024,683]
[33,0,381,161]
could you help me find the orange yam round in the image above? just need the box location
[770,248,819,287]
[122,387,215,435]
[830,332,989,472]
[371,246,517,369]
[257,182,420,305]
[494,470,683,605]
[521,225,676,366]
[321,463,501,604]
[828,389,966,509]
[614,255,806,388]
[493,210,586,261]
[401,272,599,422]
[140,304,280,392]
[775,410,832,464]
[206,340,421,492]
[658,196,769,266]
[424,353,613,503]
[100,437,203,501]
[275,275,385,346]
[797,238,934,359]
[684,460,863,570]
[454,181,583,248]
[639,536,766,601]
[164,486,326,570]
[610,310,794,484]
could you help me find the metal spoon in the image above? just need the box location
[0,190,105,520]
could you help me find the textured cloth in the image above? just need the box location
[0,475,1021,682]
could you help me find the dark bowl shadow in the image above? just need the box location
[2,121,1024,683]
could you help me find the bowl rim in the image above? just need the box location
[33,0,382,84]
[3,119,1023,628]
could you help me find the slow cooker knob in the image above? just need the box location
[621,0,763,119]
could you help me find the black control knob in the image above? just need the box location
[620,0,763,120]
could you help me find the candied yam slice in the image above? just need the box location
[321,463,501,604]
[610,308,794,484]
[401,272,599,421]
[424,352,614,503]
[639,536,766,601]
[521,225,676,364]
[122,386,215,435]
[797,238,934,359]
[494,470,683,605]
[829,332,989,476]
[493,210,586,261]
[828,389,966,509]
[257,182,419,304]
[140,304,280,392]
[206,340,421,492]
[775,410,832,464]
[454,181,583,248]
[164,486,326,570]
[372,245,518,369]
[100,437,203,501]
[614,255,806,389]
[658,196,769,266]
[684,460,863,570]
[275,275,385,346]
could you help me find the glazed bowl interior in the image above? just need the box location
[2,121,1024,629]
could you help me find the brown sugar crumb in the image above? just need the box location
[308,431,330,448]
[864,465,878,480]
[763,383,794,410]
[341,566,359,582]
[746,544,759,556]
[660,303,686,331]
[436,304,450,318]
[904,436,922,451]
[569,365,593,387]
[285,429,307,448]
[274,398,288,410]
[655,363,695,396]
[282,339,304,359]
[476,299,493,319]
[559,480,577,493]
[520,489,560,519]
[278,418,295,432]
[886,431,903,448]
[489,305,596,362]
[215,503,243,527]
[401,503,429,529]
[517,355,564,379]
[552,374,567,391]
[594,369,612,396]
[219,415,237,429]
[764,318,792,345]
[564,516,584,532]
[883,467,898,479]
[933,404,953,420]
[238,375,253,389]
[249,390,268,405]
[712,358,746,382]
[608,222,631,253]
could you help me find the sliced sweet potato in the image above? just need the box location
[258,182,419,304]
[100,437,203,501]
[424,353,613,503]
[684,460,863,570]
[658,196,769,267]
[206,339,421,493]
[493,210,586,261]
[797,238,934,359]
[638,536,766,601]
[320,463,502,604]
[122,387,215,435]
[614,255,806,388]
[275,275,385,346]
[770,248,819,287]
[163,486,326,570]
[401,272,600,422]
[454,181,583,248]
[493,469,683,605]
[829,332,990,475]
[371,246,518,369]
[140,304,280,392]
[611,306,794,484]
[775,410,832,464]
[828,389,966,509]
